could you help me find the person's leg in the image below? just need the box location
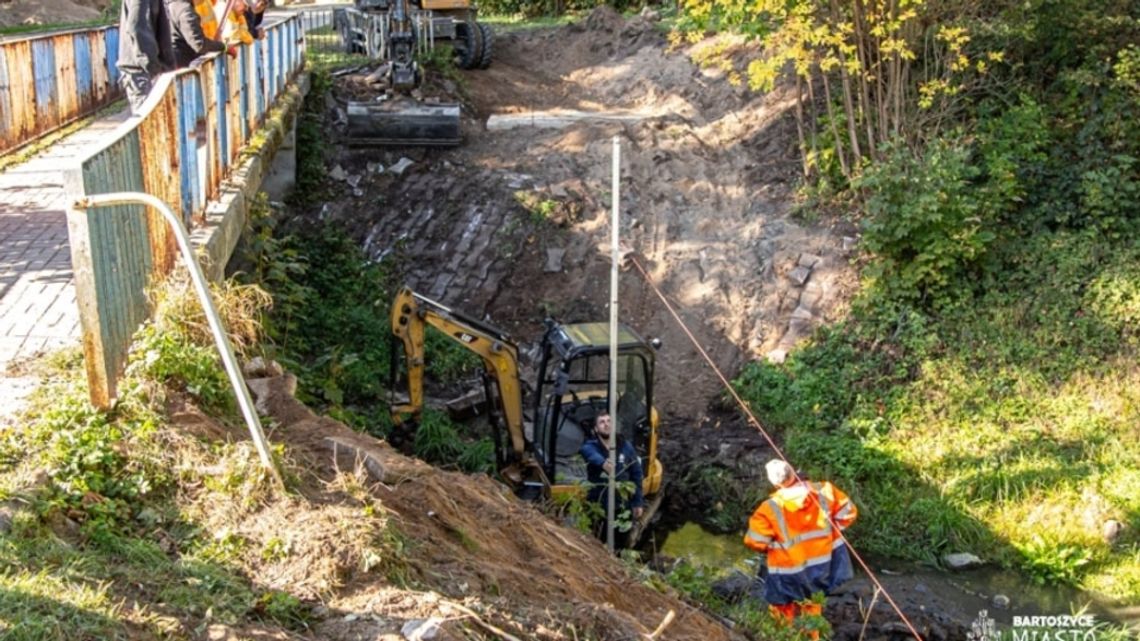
[794,602,823,641]
[120,69,152,115]
[769,602,796,626]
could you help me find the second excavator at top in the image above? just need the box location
[335,0,494,146]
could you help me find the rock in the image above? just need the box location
[790,306,813,321]
[353,188,364,198]
[1103,519,1124,544]
[942,552,984,570]
[346,174,362,189]
[992,593,1011,609]
[367,162,384,174]
[544,247,566,273]
[389,157,415,176]
[798,252,822,268]
[842,236,859,252]
[402,617,442,640]
[243,356,283,378]
[766,347,787,364]
[788,265,812,286]
[344,613,360,622]
[881,622,914,635]
[329,164,348,181]
[710,570,755,602]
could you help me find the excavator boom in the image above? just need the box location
[390,287,527,459]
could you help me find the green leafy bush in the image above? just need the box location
[858,140,991,308]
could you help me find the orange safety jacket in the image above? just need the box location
[194,0,219,40]
[743,480,857,605]
[213,0,254,45]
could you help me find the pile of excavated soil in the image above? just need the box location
[0,0,107,28]
[236,374,743,641]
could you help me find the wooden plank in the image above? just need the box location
[0,46,12,150]
[54,34,79,128]
[89,31,109,104]
[73,33,95,113]
[136,78,181,273]
[4,41,35,150]
[31,39,58,134]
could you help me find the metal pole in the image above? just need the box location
[74,192,283,486]
[607,136,620,552]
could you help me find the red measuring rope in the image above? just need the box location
[629,255,926,641]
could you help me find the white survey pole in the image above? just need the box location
[607,136,620,552]
[74,192,283,487]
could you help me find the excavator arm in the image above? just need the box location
[390,287,527,459]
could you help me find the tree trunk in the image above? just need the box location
[821,70,850,180]
[852,0,878,159]
[828,0,864,164]
[794,73,811,179]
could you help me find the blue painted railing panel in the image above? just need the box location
[0,26,123,154]
[74,33,94,107]
[65,15,306,406]
[31,39,57,124]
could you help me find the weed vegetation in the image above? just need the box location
[670,0,1140,603]
[0,273,404,638]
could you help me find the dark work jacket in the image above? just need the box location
[118,0,175,76]
[166,0,225,68]
[579,436,645,509]
[245,6,265,38]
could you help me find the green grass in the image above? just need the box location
[734,230,1140,601]
[480,12,583,31]
[0,19,112,38]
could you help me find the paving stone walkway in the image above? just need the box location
[0,112,128,422]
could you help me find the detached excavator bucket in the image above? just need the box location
[345,100,461,147]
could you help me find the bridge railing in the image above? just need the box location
[65,15,306,407]
[0,25,124,156]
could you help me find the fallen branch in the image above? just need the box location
[645,610,675,640]
[442,600,523,641]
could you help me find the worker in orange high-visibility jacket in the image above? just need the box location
[213,0,255,46]
[744,459,857,634]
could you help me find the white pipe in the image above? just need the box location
[74,192,282,486]
[607,136,620,551]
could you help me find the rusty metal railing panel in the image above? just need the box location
[0,26,123,156]
[64,127,149,407]
[65,15,304,407]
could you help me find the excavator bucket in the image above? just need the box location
[345,100,461,147]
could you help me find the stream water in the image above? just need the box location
[648,522,1138,632]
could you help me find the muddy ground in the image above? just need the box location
[282,8,962,639]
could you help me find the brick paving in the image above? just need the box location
[0,112,128,421]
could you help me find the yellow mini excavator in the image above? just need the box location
[389,287,665,544]
[337,0,493,145]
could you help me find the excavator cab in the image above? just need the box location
[532,321,664,507]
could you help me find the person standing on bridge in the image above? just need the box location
[744,459,857,638]
[165,0,226,69]
[117,0,175,114]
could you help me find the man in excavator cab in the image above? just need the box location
[579,411,645,548]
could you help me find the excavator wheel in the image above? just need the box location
[477,22,494,69]
[456,21,482,70]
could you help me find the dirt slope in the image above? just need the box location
[316,7,857,425]
[238,374,742,641]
